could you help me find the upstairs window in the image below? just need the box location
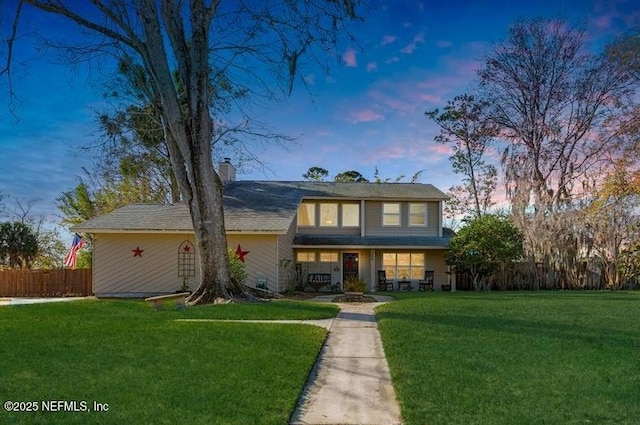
[320,203,338,227]
[297,202,315,226]
[409,203,427,226]
[342,204,360,227]
[382,203,401,226]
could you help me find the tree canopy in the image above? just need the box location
[4,0,364,302]
[0,221,38,269]
[445,215,523,290]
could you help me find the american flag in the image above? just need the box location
[64,233,84,270]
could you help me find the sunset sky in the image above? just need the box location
[0,0,637,223]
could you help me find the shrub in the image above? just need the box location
[344,275,366,292]
[228,248,247,285]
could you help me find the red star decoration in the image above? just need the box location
[183,245,191,252]
[132,246,144,257]
[235,244,249,263]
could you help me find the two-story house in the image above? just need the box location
[73,161,454,297]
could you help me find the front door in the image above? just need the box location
[343,253,359,283]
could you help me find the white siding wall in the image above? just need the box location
[93,233,198,297]
[227,234,279,292]
[94,232,280,297]
[277,222,297,292]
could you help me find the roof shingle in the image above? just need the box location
[72,181,448,233]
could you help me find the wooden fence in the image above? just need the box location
[0,269,92,297]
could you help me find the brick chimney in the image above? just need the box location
[218,158,236,182]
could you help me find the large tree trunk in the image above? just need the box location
[19,0,361,303]
[183,136,245,303]
[135,1,246,303]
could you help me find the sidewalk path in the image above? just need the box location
[290,297,402,425]
[0,297,89,307]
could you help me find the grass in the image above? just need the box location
[377,291,640,425]
[0,299,338,424]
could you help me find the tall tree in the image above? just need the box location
[606,28,640,161]
[477,18,635,288]
[479,19,633,217]
[3,196,66,269]
[334,170,369,182]
[302,166,329,181]
[5,1,362,303]
[0,221,38,269]
[607,27,640,83]
[426,94,498,218]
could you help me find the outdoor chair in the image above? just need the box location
[419,270,435,291]
[377,270,394,291]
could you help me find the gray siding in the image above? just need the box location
[364,201,439,237]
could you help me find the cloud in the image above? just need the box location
[419,93,441,104]
[593,13,612,29]
[366,61,378,72]
[427,144,454,156]
[346,109,385,124]
[436,40,453,48]
[381,35,398,46]
[401,30,425,54]
[363,140,451,165]
[342,48,357,67]
[385,56,400,64]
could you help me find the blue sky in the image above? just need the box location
[0,0,637,223]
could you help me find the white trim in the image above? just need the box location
[408,202,428,227]
[340,203,360,228]
[438,201,443,237]
[381,202,401,227]
[360,200,366,237]
[74,229,287,235]
[293,244,448,250]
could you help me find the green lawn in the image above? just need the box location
[0,299,338,424]
[377,291,640,425]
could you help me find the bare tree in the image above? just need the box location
[426,94,498,218]
[479,19,633,218]
[477,19,635,289]
[4,1,362,303]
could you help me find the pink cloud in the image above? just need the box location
[347,109,385,124]
[343,48,357,67]
[419,93,441,104]
[367,61,378,72]
[401,31,425,54]
[427,144,454,156]
[593,13,612,29]
[363,142,451,165]
[381,35,398,46]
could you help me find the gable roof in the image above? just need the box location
[72,181,448,234]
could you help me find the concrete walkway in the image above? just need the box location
[0,297,89,306]
[290,296,402,425]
